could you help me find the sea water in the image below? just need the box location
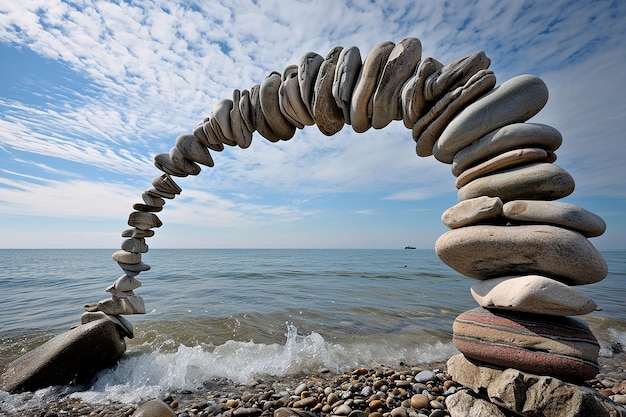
[1,249,625,411]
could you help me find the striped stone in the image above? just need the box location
[453,307,600,381]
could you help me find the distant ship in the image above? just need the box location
[404,246,416,249]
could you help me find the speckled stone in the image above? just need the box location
[434,74,549,163]
[457,163,575,203]
[435,224,608,285]
[371,37,422,129]
[453,307,600,382]
[503,200,606,238]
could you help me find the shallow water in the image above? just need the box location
[1,249,625,411]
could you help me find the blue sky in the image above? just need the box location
[0,0,624,249]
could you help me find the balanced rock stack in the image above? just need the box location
[5,38,619,410]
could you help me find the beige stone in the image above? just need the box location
[371,37,422,129]
[471,275,597,316]
[279,65,314,128]
[350,41,395,133]
[111,250,140,264]
[457,162,575,203]
[199,118,225,152]
[107,274,142,292]
[401,57,443,128]
[298,52,324,116]
[446,389,510,417]
[332,46,362,124]
[414,69,496,157]
[434,74,549,163]
[80,311,134,339]
[133,399,176,417]
[85,294,146,315]
[141,191,165,207]
[210,99,237,146]
[260,72,296,140]
[435,224,608,285]
[312,46,345,136]
[455,148,549,188]
[154,152,187,177]
[503,200,606,237]
[441,196,503,229]
[452,123,562,176]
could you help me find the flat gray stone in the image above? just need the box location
[107,274,142,292]
[435,224,608,285]
[471,275,597,316]
[424,50,491,102]
[452,122,563,176]
[434,74,549,163]
[174,134,214,167]
[121,237,148,253]
[350,41,395,133]
[401,57,443,129]
[118,261,150,276]
[111,249,140,264]
[457,162,575,203]
[127,211,162,230]
[154,152,188,177]
[503,200,607,238]
[298,52,324,117]
[121,228,154,239]
[198,119,225,152]
[0,320,126,393]
[151,173,182,195]
[441,196,503,229]
[239,89,255,134]
[312,46,345,136]
[250,83,281,142]
[332,46,362,124]
[371,37,422,129]
[455,147,549,188]
[230,88,253,148]
[414,69,496,157]
[169,147,201,175]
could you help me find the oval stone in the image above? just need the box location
[457,163,575,203]
[453,307,599,382]
[503,200,606,238]
[435,224,608,285]
[452,123,563,176]
[455,148,549,188]
[441,196,503,229]
[470,275,597,316]
[434,74,549,163]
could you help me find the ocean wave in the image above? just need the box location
[0,324,457,411]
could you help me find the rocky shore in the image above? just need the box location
[8,355,626,417]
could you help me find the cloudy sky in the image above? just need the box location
[0,0,624,250]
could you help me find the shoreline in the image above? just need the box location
[5,354,626,417]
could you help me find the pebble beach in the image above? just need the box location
[7,352,626,417]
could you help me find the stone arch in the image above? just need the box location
[1,38,610,401]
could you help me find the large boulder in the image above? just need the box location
[0,319,126,393]
[446,354,626,417]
